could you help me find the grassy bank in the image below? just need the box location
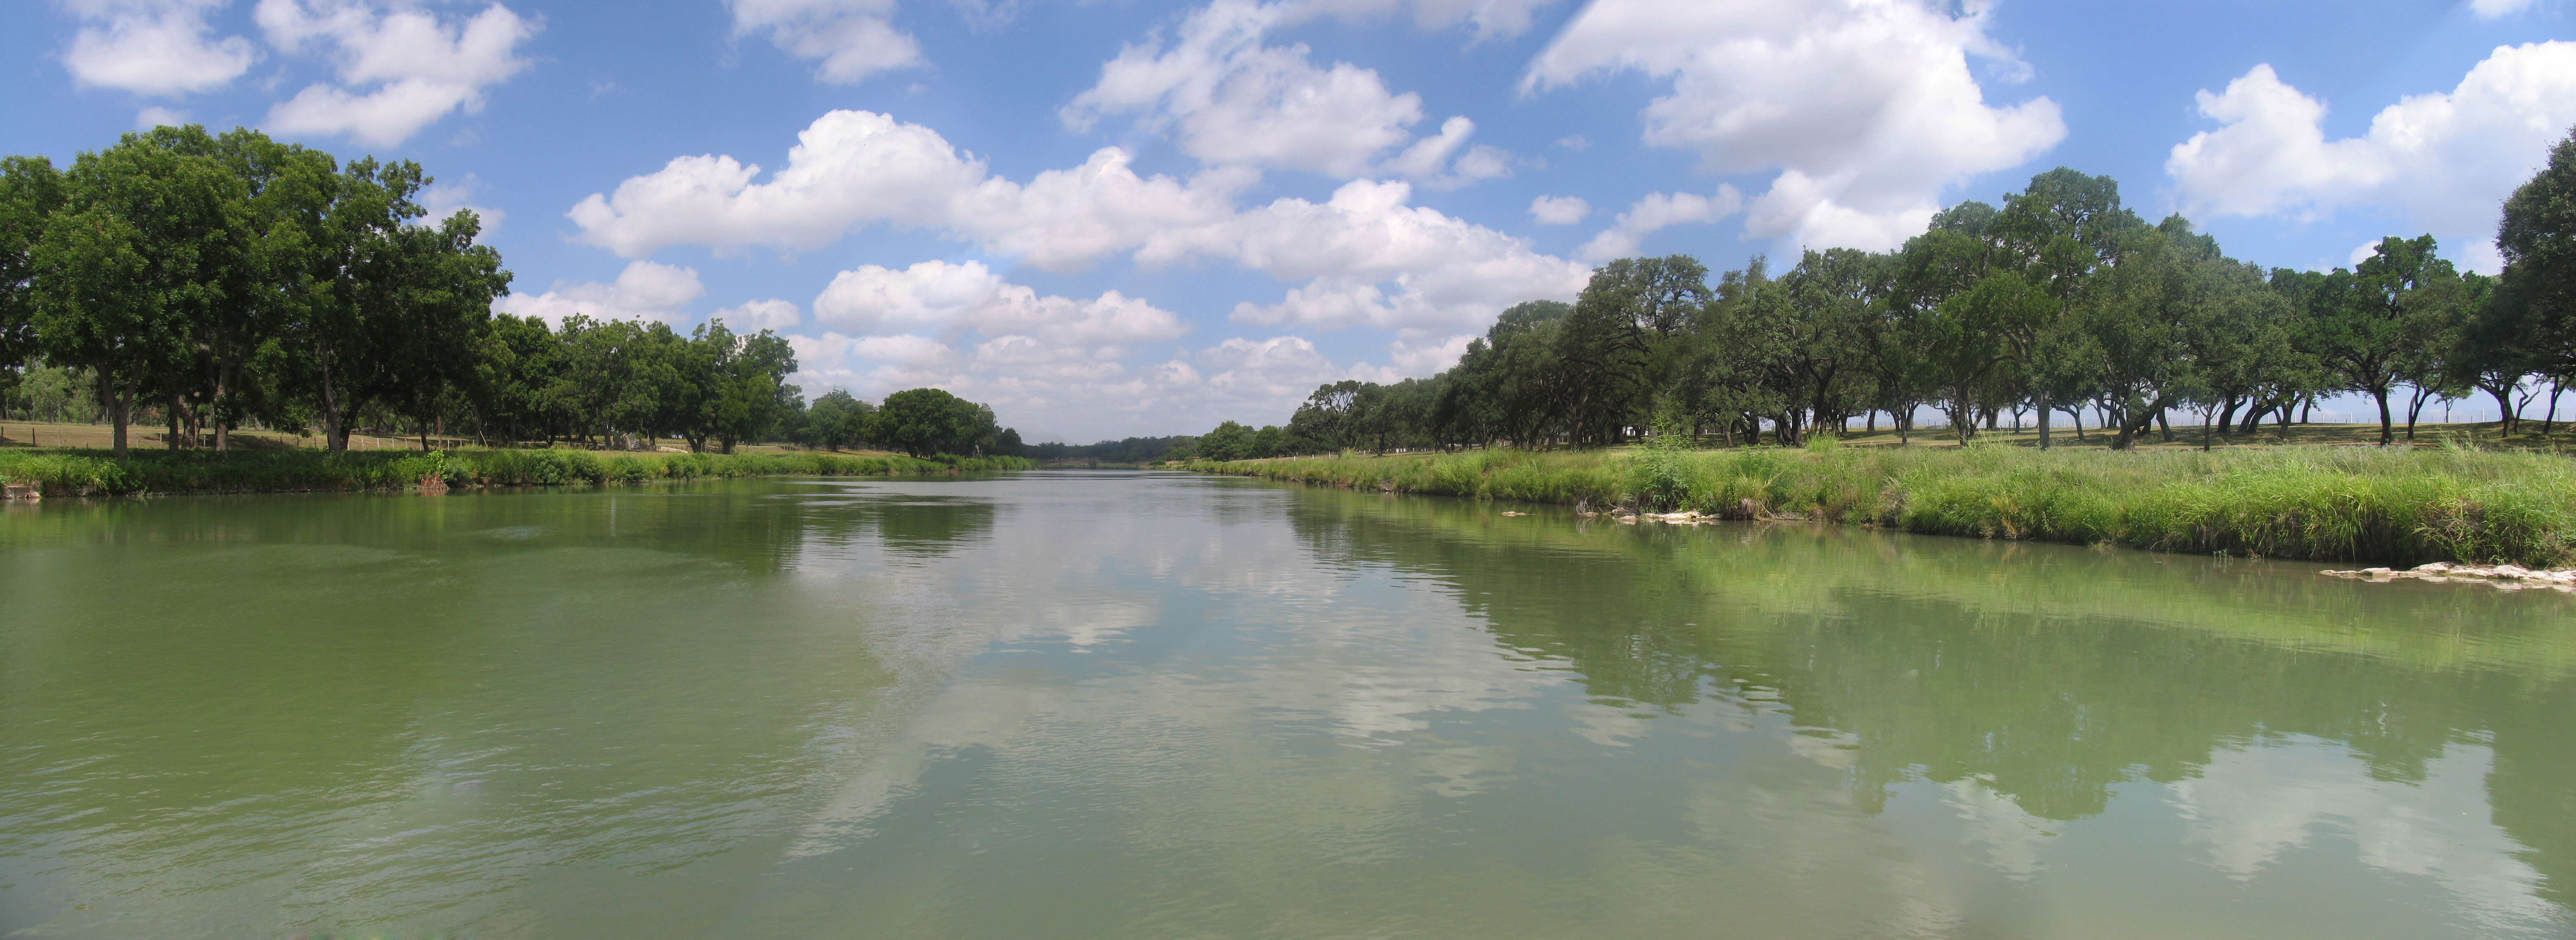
[1186,443,2576,567]
[0,447,1035,496]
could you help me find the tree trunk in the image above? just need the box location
[2547,380,2563,434]
[212,358,230,452]
[2201,410,2212,451]
[2372,385,2393,445]
[167,389,182,451]
[321,350,346,454]
[2157,409,2173,443]
[2037,390,2053,450]
[101,371,129,458]
[2484,384,2515,437]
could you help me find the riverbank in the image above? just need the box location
[0,448,1036,496]
[1184,443,2576,568]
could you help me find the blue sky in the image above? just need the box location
[7,0,2573,441]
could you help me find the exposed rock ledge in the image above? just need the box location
[2320,562,2576,591]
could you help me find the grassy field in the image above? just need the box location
[0,439,1032,496]
[0,418,848,457]
[1186,437,2576,568]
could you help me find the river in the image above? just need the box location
[2,472,2571,938]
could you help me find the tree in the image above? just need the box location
[0,157,66,422]
[33,128,241,457]
[2307,235,2457,444]
[2492,127,2576,430]
[1199,420,1251,460]
[871,387,995,458]
[1990,168,2142,448]
[805,389,877,450]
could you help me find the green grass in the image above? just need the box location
[1187,442,2576,567]
[0,447,1035,496]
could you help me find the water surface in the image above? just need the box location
[3,473,2572,938]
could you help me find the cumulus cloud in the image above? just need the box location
[1529,194,1590,224]
[1389,332,1474,374]
[811,259,1191,351]
[1061,0,1506,183]
[61,0,260,96]
[135,105,191,128]
[569,111,1591,333]
[1523,0,2063,250]
[714,299,802,331]
[783,290,1451,437]
[1063,0,1458,179]
[491,260,704,326]
[729,0,923,84]
[788,327,1394,440]
[1284,0,1563,42]
[1578,187,1743,261]
[1209,179,1593,330]
[255,0,538,146]
[2471,0,2534,18]
[419,175,505,234]
[2165,44,2576,266]
[567,110,1249,267]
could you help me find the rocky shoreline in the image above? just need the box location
[2319,562,2576,591]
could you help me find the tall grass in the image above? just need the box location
[1189,443,2576,567]
[0,447,1034,497]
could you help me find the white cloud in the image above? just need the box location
[2471,0,2534,19]
[787,326,1397,440]
[255,0,538,146]
[1555,133,1591,150]
[1523,0,2063,250]
[570,111,1591,333]
[62,0,259,96]
[714,299,803,331]
[811,259,1191,350]
[1209,179,1594,330]
[490,260,704,326]
[2165,44,2576,268]
[1062,0,1485,180]
[135,105,191,128]
[568,110,1248,268]
[1578,186,1743,261]
[729,0,923,84]
[1389,332,1473,374]
[1529,194,1591,225]
[1283,0,1563,42]
[1450,144,1515,181]
[419,175,504,234]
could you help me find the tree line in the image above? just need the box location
[1187,138,2576,459]
[0,125,1040,459]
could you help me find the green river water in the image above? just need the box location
[2,472,2572,938]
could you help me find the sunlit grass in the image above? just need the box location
[0,448,1035,496]
[1189,443,2576,567]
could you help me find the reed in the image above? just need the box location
[0,448,1035,496]
[1188,442,2576,567]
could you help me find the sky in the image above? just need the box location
[6,0,2574,442]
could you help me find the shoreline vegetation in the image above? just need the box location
[0,446,1034,497]
[1183,440,2576,569]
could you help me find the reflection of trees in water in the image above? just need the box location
[0,481,1001,573]
[0,483,970,925]
[1282,488,2576,909]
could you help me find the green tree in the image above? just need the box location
[33,128,241,456]
[0,156,66,421]
[1991,168,2142,448]
[2491,127,2576,431]
[804,389,877,450]
[871,387,994,457]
